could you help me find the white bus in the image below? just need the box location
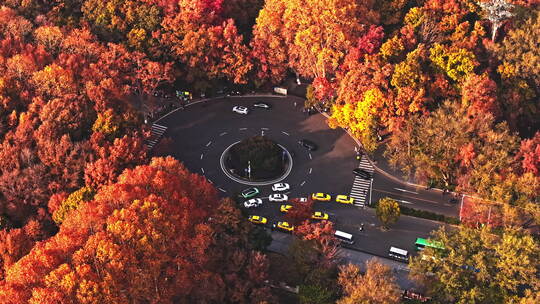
[335,230,354,244]
[388,246,409,262]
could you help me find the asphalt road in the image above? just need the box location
[372,171,461,217]
[269,230,417,290]
[158,95,450,257]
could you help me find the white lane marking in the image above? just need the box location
[208,179,213,184]
[201,168,205,174]
[300,181,306,186]
[394,188,418,195]
[218,188,227,193]
[261,127,269,130]
[219,132,227,136]
[396,199,413,204]
[309,153,312,160]
[281,131,290,136]
[200,153,204,160]
[308,168,312,174]
[206,141,212,147]
[239,128,247,131]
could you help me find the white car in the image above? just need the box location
[244,198,262,208]
[268,193,288,202]
[232,106,249,115]
[272,183,290,192]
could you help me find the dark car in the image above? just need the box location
[304,107,317,115]
[227,89,242,96]
[253,102,271,109]
[298,139,318,151]
[353,168,372,180]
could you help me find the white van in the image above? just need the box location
[335,230,354,245]
[388,246,409,262]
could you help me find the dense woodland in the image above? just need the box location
[0,0,538,303]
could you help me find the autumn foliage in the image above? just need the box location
[0,0,539,303]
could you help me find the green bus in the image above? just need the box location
[415,238,445,251]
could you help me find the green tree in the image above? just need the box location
[299,283,335,304]
[376,197,400,229]
[409,226,540,303]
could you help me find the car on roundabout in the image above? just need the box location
[273,221,294,232]
[240,187,259,198]
[298,139,318,151]
[272,182,290,192]
[253,102,271,109]
[232,106,249,115]
[312,192,331,201]
[244,198,262,208]
[353,168,372,180]
[269,193,288,202]
[311,211,329,220]
[336,195,354,204]
[280,204,293,213]
[248,215,267,225]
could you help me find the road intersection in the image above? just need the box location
[156,94,458,259]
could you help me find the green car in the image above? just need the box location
[240,187,260,198]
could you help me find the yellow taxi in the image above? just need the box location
[336,195,354,204]
[311,211,329,220]
[280,204,293,213]
[311,192,331,201]
[248,215,267,225]
[274,221,294,232]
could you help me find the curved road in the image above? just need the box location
[156,95,449,257]
[159,96,359,198]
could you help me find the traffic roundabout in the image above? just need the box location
[155,95,360,198]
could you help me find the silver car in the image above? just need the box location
[244,198,262,208]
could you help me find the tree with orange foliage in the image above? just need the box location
[337,260,401,304]
[250,0,288,84]
[160,0,252,90]
[84,133,147,189]
[0,157,220,303]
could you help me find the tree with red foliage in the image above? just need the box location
[340,25,385,75]
[161,0,252,89]
[461,73,500,119]
[0,157,221,303]
[285,198,314,226]
[84,133,147,189]
[514,132,540,176]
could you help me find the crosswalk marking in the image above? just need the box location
[145,123,167,150]
[350,155,374,207]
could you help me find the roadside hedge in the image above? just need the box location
[370,202,460,225]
